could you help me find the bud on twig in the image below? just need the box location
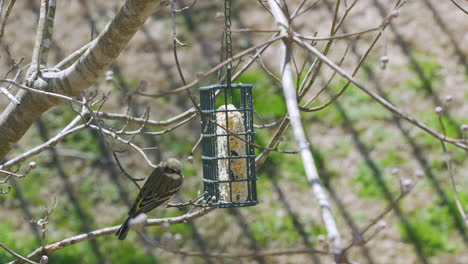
[174,233,183,241]
[401,178,414,193]
[29,161,37,169]
[461,124,468,133]
[390,10,399,18]
[105,70,114,83]
[444,95,452,104]
[40,255,48,264]
[195,72,204,80]
[377,220,387,229]
[187,155,194,164]
[435,106,443,117]
[317,234,326,243]
[215,12,224,20]
[415,170,424,178]
[380,56,390,70]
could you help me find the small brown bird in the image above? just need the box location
[115,158,184,240]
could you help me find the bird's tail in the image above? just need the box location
[115,216,131,240]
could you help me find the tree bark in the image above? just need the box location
[0,0,170,159]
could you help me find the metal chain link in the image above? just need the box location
[224,0,233,67]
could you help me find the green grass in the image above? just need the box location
[63,130,100,155]
[238,70,287,119]
[352,161,382,197]
[380,150,406,168]
[0,222,37,263]
[404,53,443,94]
[340,85,392,123]
[250,204,302,245]
[400,202,461,256]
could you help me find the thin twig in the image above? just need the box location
[30,0,49,75]
[0,78,83,105]
[0,86,20,104]
[295,26,382,41]
[291,0,322,20]
[95,109,197,127]
[0,115,85,170]
[300,43,350,111]
[437,114,468,226]
[174,0,197,12]
[166,192,210,208]
[55,41,93,70]
[170,0,202,114]
[231,28,279,33]
[449,0,468,15]
[210,119,298,154]
[0,243,38,264]
[0,0,16,45]
[293,36,468,151]
[342,181,415,254]
[168,247,329,259]
[136,35,283,98]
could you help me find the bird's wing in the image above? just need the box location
[128,166,164,215]
[138,177,183,213]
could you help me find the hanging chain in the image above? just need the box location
[224,0,233,101]
[224,0,233,67]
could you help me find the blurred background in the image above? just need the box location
[0,0,467,263]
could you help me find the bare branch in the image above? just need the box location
[87,124,158,168]
[0,0,16,45]
[0,0,172,160]
[166,192,209,208]
[55,41,93,70]
[95,109,197,127]
[0,243,38,264]
[137,35,283,97]
[168,247,329,259]
[293,36,468,151]
[295,25,384,42]
[268,0,342,259]
[210,118,298,154]
[29,0,50,74]
[449,0,468,15]
[342,179,416,255]
[0,115,85,170]
[437,111,468,227]
[10,207,216,264]
[0,86,20,104]
[174,0,198,12]
[0,161,37,185]
[0,78,80,104]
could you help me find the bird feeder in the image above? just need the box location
[200,69,258,208]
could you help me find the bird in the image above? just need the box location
[115,158,184,240]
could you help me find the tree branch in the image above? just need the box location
[267,0,342,260]
[293,36,468,151]
[168,247,329,259]
[0,0,171,160]
[0,243,38,264]
[9,207,216,264]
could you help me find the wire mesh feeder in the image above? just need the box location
[200,82,258,208]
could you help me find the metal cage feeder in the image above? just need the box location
[200,81,258,208]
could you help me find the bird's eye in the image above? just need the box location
[167,168,176,174]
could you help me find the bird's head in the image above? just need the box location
[163,158,183,176]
